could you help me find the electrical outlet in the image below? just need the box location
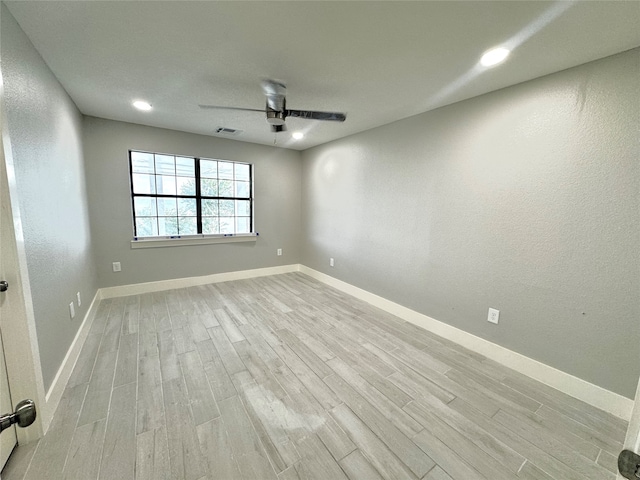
[277,248,282,256]
[69,302,75,319]
[76,291,82,307]
[488,308,499,324]
[330,258,335,267]
[112,262,121,272]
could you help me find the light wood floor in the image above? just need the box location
[2,273,626,480]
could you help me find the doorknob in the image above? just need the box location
[0,280,7,292]
[619,450,640,479]
[0,399,37,434]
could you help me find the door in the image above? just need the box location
[0,329,17,470]
[619,377,640,479]
[0,137,17,470]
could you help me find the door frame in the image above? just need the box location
[619,376,640,479]
[0,55,46,445]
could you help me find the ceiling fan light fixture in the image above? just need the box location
[480,47,510,67]
[133,100,152,111]
[292,132,304,140]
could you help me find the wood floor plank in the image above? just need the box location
[218,395,278,480]
[99,382,137,480]
[492,409,612,479]
[179,350,220,425]
[424,466,454,480]
[326,356,423,438]
[163,377,209,480]
[535,404,623,456]
[516,461,555,480]
[136,427,171,480]
[66,332,102,388]
[78,349,117,426]
[196,417,242,480]
[237,382,301,472]
[63,419,107,480]
[331,404,418,480]
[411,428,487,480]
[22,383,88,480]
[449,398,605,480]
[402,399,525,473]
[208,326,246,375]
[339,449,385,480]
[137,354,165,435]
[113,333,138,387]
[292,434,349,480]
[324,373,434,478]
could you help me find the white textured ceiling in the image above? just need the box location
[5,1,640,150]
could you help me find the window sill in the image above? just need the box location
[131,233,258,249]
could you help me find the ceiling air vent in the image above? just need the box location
[215,127,242,136]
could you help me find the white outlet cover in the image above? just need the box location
[488,307,499,324]
[77,291,82,307]
[330,258,334,267]
[69,302,75,319]
[113,262,121,272]
[277,248,282,256]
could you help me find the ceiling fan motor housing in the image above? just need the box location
[266,107,286,125]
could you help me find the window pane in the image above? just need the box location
[134,196,157,216]
[157,198,177,216]
[135,217,158,237]
[235,163,250,181]
[178,198,196,216]
[201,178,218,196]
[155,155,175,175]
[218,161,234,180]
[202,217,219,234]
[202,199,218,216]
[235,181,249,198]
[131,152,154,173]
[132,174,156,194]
[176,157,194,177]
[235,200,250,216]
[236,217,250,234]
[178,217,197,235]
[156,175,177,195]
[177,176,196,196]
[158,217,178,236]
[220,217,234,234]
[200,159,217,178]
[219,200,234,216]
[219,180,233,197]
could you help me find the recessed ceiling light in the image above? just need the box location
[480,47,510,67]
[133,100,152,111]
[292,132,304,140]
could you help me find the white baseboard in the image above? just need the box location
[43,289,102,429]
[100,264,300,299]
[299,265,633,420]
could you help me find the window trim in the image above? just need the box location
[128,149,254,240]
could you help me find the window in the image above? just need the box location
[129,150,253,238]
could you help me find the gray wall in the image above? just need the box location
[301,49,640,398]
[1,5,98,391]
[83,117,302,288]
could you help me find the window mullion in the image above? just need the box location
[195,157,202,234]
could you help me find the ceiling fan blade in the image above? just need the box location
[286,109,346,122]
[199,105,264,113]
[271,124,287,133]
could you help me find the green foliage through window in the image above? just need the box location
[130,151,252,237]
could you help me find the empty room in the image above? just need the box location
[0,1,639,479]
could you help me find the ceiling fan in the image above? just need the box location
[199,80,346,132]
